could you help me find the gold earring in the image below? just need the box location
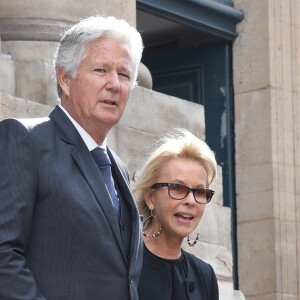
[143,210,162,238]
[187,234,199,247]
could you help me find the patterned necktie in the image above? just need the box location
[91,148,120,218]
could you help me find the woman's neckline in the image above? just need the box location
[144,244,184,262]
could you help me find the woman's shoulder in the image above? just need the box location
[183,250,210,266]
[182,249,215,278]
[183,250,219,299]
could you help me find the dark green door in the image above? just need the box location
[142,41,235,209]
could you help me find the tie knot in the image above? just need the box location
[91,148,111,166]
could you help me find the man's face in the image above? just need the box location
[60,37,133,143]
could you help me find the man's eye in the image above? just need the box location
[94,68,105,73]
[119,72,130,79]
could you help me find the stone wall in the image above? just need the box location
[233,0,300,299]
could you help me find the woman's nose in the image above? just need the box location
[182,191,197,206]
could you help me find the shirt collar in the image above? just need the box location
[58,105,107,151]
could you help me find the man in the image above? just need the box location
[0,16,144,299]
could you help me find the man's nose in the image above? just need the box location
[105,71,120,91]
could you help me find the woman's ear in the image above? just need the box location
[57,67,71,97]
[144,190,154,211]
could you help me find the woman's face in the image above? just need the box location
[145,157,209,243]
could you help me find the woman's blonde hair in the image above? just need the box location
[132,128,217,225]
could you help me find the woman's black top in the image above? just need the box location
[138,245,219,300]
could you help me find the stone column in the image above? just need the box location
[0,0,152,105]
[233,0,300,299]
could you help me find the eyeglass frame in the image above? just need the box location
[150,182,215,204]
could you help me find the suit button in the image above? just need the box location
[121,223,126,230]
[129,276,133,284]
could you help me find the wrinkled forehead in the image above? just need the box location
[84,37,133,67]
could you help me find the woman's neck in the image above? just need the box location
[144,236,182,259]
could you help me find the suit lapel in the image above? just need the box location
[108,149,142,263]
[71,148,123,241]
[49,106,123,251]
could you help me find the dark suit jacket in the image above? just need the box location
[0,106,143,300]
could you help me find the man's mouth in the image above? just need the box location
[101,100,117,106]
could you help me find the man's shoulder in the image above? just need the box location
[17,117,50,129]
[0,105,65,134]
[0,116,50,133]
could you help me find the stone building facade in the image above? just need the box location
[0,0,299,299]
[233,1,300,299]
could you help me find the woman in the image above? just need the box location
[133,128,219,300]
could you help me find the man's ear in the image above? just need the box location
[57,67,71,97]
